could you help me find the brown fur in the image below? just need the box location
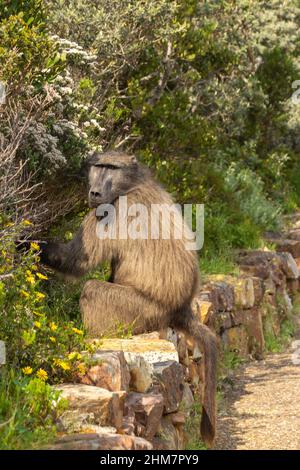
[40,151,218,447]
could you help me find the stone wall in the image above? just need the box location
[50,216,300,450]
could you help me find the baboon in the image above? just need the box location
[38,151,218,447]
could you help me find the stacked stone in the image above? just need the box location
[51,333,195,450]
[50,216,300,450]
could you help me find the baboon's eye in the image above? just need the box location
[94,164,119,170]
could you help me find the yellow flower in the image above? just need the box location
[20,289,30,298]
[50,322,57,331]
[72,327,84,335]
[68,352,82,360]
[31,265,38,271]
[36,292,45,301]
[23,220,32,226]
[77,363,87,375]
[4,222,14,227]
[26,276,35,285]
[34,321,41,329]
[22,366,33,375]
[30,242,40,251]
[26,271,35,285]
[54,359,70,371]
[36,272,48,280]
[49,336,56,343]
[36,369,48,381]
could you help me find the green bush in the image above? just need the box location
[0,220,87,382]
[0,369,67,450]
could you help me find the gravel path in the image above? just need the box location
[215,346,300,450]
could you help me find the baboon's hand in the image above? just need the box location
[38,241,63,270]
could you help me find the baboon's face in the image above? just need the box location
[88,154,138,207]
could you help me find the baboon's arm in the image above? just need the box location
[40,211,104,277]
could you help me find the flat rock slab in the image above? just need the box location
[215,349,300,450]
[96,337,179,364]
[49,431,153,450]
[54,384,125,429]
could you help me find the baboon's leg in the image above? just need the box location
[172,309,218,448]
[80,280,168,336]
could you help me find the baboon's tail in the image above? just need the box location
[175,312,218,448]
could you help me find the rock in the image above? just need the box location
[237,250,286,286]
[152,361,185,413]
[208,275,255,309]
[264,277,277,295]
[231,277,255,309]
[54,384,125,429]
[97,336,179,364]
[252,277,265,305]
[287,229,300,240]
[153,415,185,450]
[0,341,5,366]
[119,412,135,436]
[282,211,300,223]
[196,287,220,311]
[125,354,153,393]
[92,336,179,393]
[203,278,235,311]
[211,311,232,333]
[180,383,194,412]
[56,409,98,433]
[263,303,281,337]
[79,351,130,392]
[281,290,293,314]
[277,252,300,279]
[231,310,245,326]
[239,263,269,280]
[124,392,164,440]
[221,326,249,357]
[161,328,178,348]
[272,238,300,258]
[192,298,214,324]
[49,431,153,450]
[177,333,189,366]
[287,278,299,296]
[244,308,265,359]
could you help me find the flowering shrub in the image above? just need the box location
[0,219,89,383]
[0,369,68,450]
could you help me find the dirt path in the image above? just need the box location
[215,345,300,450]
